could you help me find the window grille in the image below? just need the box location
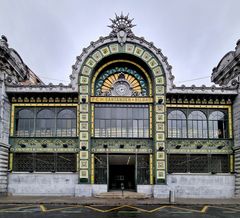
[13,153,76,172]
[168,154,188,173]
[211,154,229,173]
[168,154,229,173]
[94,155,107,184]
[189,154,208,173]
[13,153,34,172]
[137,155,150,184]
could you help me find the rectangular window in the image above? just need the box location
[211,154,229,173]
[168,154,188,173]
[168,154,230,173]
[94,104,150,138]
[13,153,76,172]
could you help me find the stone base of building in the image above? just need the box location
[75,184,108,197]
[8,173,78,196]
[0,143,9,196]
[8,173,235,198]
[166,174,235,198]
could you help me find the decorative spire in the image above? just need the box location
[0,35,9,51]
[108,13,136,46]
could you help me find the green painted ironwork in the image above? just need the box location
[91,138,153,153]
[167,139,233,154]
[95,66,148,96]
[9,137,78,153]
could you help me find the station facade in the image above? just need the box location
[0,15,240,198]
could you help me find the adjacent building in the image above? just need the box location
[0,14,240,198]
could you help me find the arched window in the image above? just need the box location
[36,109,55,136]
[56,109,76,136]
[188,111,207,138]
[16,109,34,136]
[168,110,187,138]
[208,111,227,138]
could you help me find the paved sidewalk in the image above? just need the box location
[0,196,239,205]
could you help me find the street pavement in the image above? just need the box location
[0,196,240,217]
[1,203,240,218]
[0,195,240,205]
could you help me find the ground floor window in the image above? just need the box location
[13,153,76,172]
[168,154,230,173]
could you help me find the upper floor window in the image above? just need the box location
[16,109,34,136]
[57,109,76,136]
[188,111,207,138]
[167,109,229,139]
[15,107,76,137]
[94,104,149,138]
[168,110,187,138]
[36,109,55,136]
[208,111,227,139]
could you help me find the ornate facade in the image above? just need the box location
[0,14,239,198]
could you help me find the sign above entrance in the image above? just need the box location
[90,96,153,103]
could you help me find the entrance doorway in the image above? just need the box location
[109,155,135,190]
[94,154,150,190]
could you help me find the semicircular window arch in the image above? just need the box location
[15,109,34,136]
[36,109,55,136]
[95,66,148,96]
[208,111,227,139]
[188,110,207,138]
[168,110,187,138]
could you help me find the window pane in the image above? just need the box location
[211,155,229,173]
[189,155,208,173]
[94,104,149,138]
[168,154,188,173]
[168,110,187,138]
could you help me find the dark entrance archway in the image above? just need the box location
[109,154,136,190]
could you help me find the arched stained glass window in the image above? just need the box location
[95,67,148,96]
[16,109,34,136]
[168,110,187,138]
[36,109,55,136]
[57,109,76,136]
[188,111,207,138]
[209,111,227,138]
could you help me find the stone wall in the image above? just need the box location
[166,174,235,198]
[0,143,9,195]
[235,148,240,196]
[8,173,78,196]
[233,93,240,197]
[0,75,11,196]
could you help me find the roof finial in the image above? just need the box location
[108,13,136,46]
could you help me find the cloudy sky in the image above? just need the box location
[0,0,240,86]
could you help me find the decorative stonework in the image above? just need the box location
[108,13,136,46]
[77,39,167,184]
[212,39,240,87]
[11,96,78,103]
[167,139,233,154]
[9,138,78,154]
[91,138,153,153]
[166,96,232,105]
[95,67,148,96]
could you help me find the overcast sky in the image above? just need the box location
[1,0,240,86]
